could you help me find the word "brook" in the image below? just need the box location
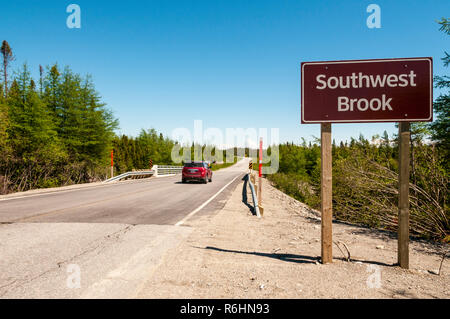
[338,95,392,112]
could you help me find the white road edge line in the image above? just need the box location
[0,177,169,202]
[0,188,101,202]
[175,173,242,226]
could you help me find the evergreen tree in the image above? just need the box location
[39,65,44,95]
[6,65,63,162]
[1,40,14,98]
[0,83,9,156]
[43,64,62,126]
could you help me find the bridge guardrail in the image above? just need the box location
[103,165,183,183]
[247,173,261,218]
[103,170,154,183]
[152,165,183,177]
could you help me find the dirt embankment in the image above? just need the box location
[138,176,449,299]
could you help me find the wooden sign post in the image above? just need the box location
[321,123,333,264]
[398,122,411,269]
[301,57,432,268]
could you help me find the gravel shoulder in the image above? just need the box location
[138,176,449,299]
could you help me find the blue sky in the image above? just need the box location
[1,0,448,145]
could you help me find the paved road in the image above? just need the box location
[0,159,248,225]
[0,159,249,298]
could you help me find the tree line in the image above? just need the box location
[0,40,240,193]
[0,41,182,193]
[267,133,448,242]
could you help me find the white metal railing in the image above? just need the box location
[246,173,261,218]
[103,164,183,183]
[152,165,183,177]
[103,170,154,183]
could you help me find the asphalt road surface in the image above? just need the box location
[0,158,249,298]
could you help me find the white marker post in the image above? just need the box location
[258,138,263,204]
[110,150,114,178]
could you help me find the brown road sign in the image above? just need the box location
[301,57,433,123]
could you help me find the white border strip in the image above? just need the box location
[0,178,156,202]
[175,174,241,226]
[301,58,433,123]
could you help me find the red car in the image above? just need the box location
[182,161,212,184]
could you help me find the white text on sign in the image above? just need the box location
[315,71,418,113]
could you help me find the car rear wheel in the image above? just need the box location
[203,177,208,184]
[182,179,186,183]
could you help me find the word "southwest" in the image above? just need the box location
[315,71,418,112]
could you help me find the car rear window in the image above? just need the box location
[184,162,204,167]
